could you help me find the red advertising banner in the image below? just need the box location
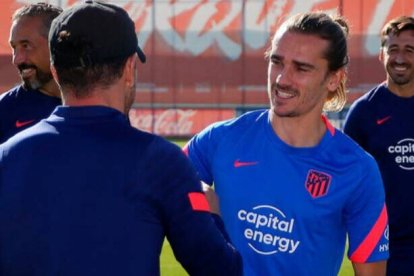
[1,0,414,135]
[129,108,235,136]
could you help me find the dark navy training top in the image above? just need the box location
[344,83,414,273]
[0,105,242,276]
[0,85,61,143]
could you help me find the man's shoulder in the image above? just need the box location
[346,84,388,122]
[190,109,268,149]
[121,126,184,160]
[1,120,177,161]
[208,109,267,133]
[353,83,388,106]
[334,130,377,163]
[230,109,268,124]
[0,85,24,102]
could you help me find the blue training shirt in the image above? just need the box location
[344,83,414,273]
[0,85,61,143]
[185,109,389,275]
[0,106,242,276]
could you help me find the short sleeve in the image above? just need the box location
[184,122,222,185]
[345,157,389,263]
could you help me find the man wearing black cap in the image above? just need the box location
[0,1,242,275]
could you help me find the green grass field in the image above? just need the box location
[165,139,353,275]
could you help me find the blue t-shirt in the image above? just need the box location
[186,109,389,275]
[0,106,242,276]
[0,85,61,143]
[344,83,414,273]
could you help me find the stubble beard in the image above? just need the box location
[22,67,53,91]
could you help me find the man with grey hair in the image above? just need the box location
[0,2,62,143]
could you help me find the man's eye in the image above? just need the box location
[406,48,414,54]
[271,59,282,66]
[387,48,398,54]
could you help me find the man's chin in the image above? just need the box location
[391,76,410,86]
[22,79,41,90]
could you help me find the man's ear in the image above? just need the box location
[50,64,60,84]
[379,47,384,62]
[124,54,137,88]
[327,68,344,92]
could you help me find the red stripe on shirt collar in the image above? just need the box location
[322,115,335,136]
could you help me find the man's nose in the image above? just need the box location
[394,51,405,64]
[12,48,26,66]
[276,67,293,86]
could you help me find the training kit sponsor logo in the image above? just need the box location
[379,225,389,252]
[388,138,414,170]
[237,205,300,255]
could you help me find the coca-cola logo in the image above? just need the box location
[129,109,195,135]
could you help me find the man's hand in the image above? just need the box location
[202,182,220,215]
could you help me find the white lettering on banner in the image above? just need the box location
[237,205,300,255]
[184,2,242,59]
[388,138,414,170]
[17,0,410,58]
[127,2,153,47]
[244,0,286,49]
[130,109,195,135]
[364,0,395,55]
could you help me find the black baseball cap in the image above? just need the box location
[49,0,146,68]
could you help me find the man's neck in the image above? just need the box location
[39,81,61,98]
[387,79,414,98]
[62,85,127,115]
[270,112,326,148]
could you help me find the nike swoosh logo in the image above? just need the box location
[376,116,391,125]
[234,159,258,168]
[15,119,35,128]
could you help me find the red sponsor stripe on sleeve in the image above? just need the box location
[188,192,210,212]
[350,204,388,263]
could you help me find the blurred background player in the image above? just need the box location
[0,1,242,275]
[0,2,62,144]
[344,16,414,275]
[185,12,388,275]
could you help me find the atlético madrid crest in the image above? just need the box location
[305,170,332,198]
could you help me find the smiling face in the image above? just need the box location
[381,29,414,88]
[267,30,339,120]
[9,16,53,91]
